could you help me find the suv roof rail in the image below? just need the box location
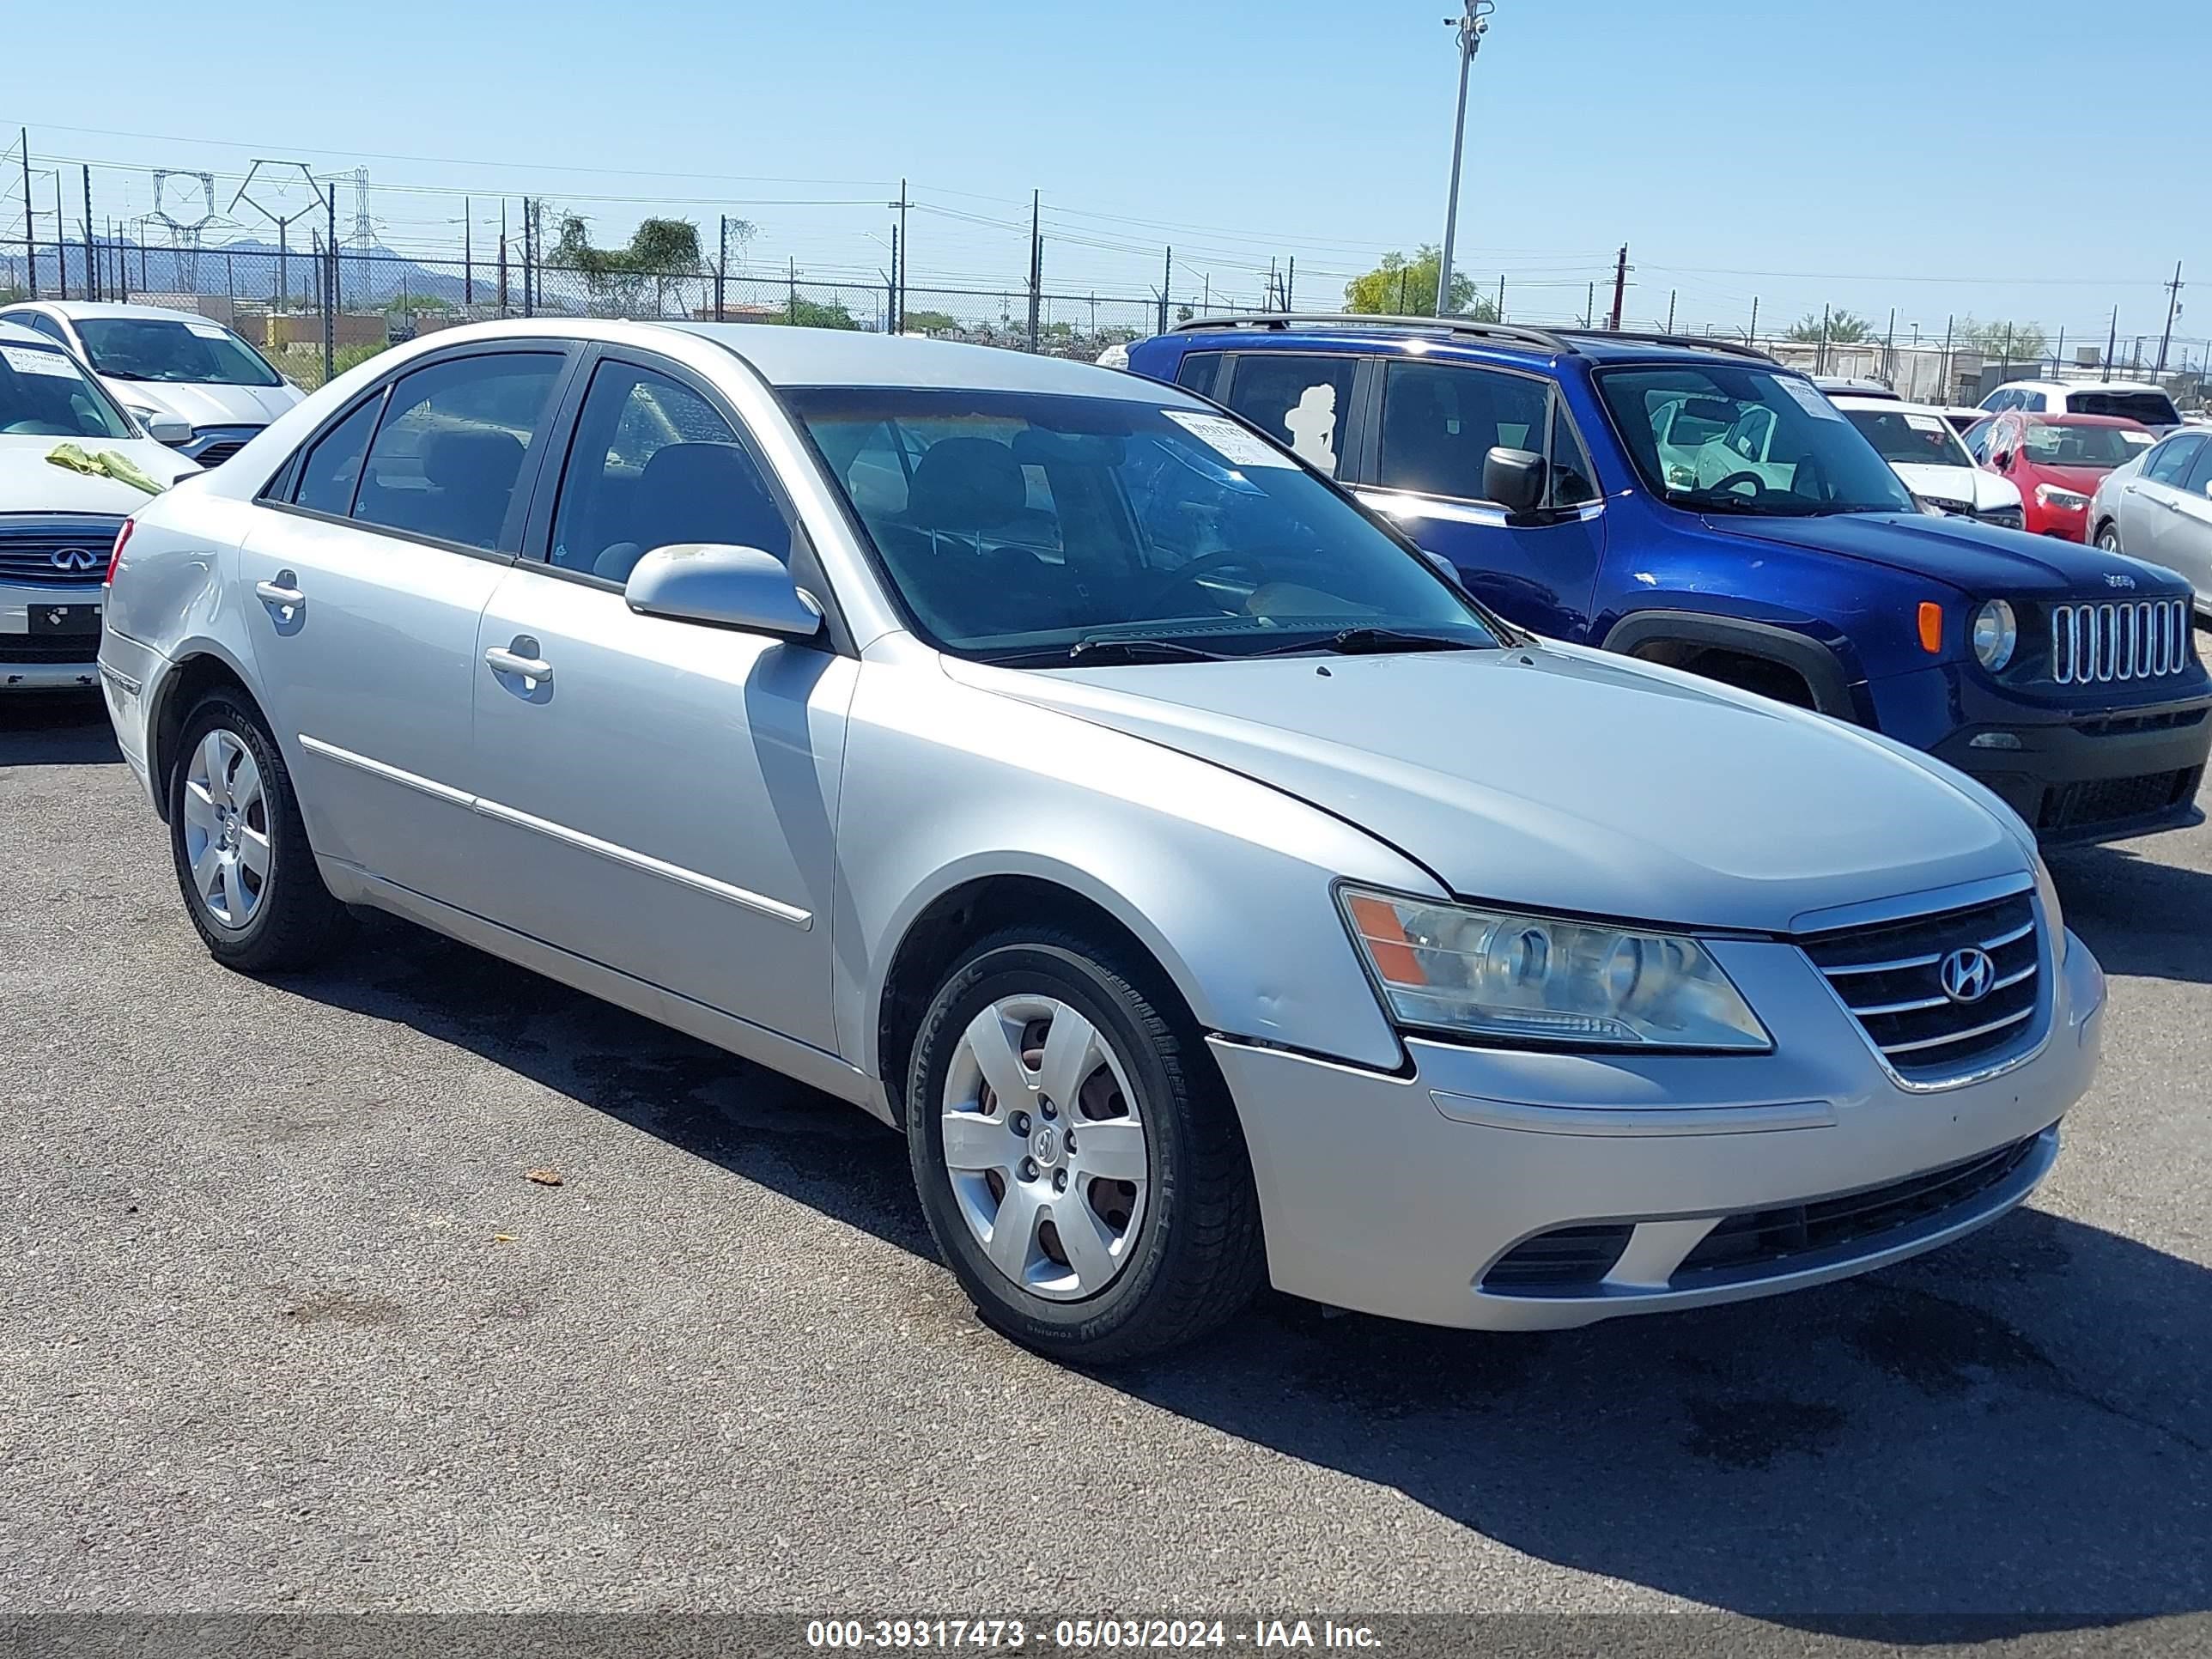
[1169,312,1781,364]
[1551,328,1778,363]
[1168,312,1570,354]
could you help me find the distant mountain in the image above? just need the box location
[4,234,477,308]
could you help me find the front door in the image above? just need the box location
[465,353,854,1051]
[1354,359,1605,640]
[237,346,570,903]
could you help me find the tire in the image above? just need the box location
[2095,523,2122,553]
[906,926,1265,1364]
[168,690,354,974]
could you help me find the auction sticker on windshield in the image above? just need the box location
[183,319,229,338]
[1162,409,1296,468]
[2,346,74,377]
[1778,379,1847,422]
[1906,414,1947,433]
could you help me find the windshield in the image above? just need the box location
[787,387,1502,662]
[2069,390,2178,427]
[1595,365,1917,515]
[0,342,137,439]
[1843,407,1974,470]
[2021,422,2148,469]
[76,316,284,387]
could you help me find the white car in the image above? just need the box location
[0,300,304,468]
[0,320,199,690]
[1979,379,2182,435]
[1831,396,2026,528]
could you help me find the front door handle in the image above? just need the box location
[255,571,305,607]
[485,644,554,682]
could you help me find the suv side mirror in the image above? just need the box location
[624,544,823,639]
[1483,447,1547,516]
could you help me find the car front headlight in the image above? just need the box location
[2035,483,2090,511]
[1338,886,1771,1050]
[1972,599,2018,671]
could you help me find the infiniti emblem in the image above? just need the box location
[49,546,99,572]
[1938,946,1996,1005]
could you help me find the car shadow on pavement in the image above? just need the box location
[2048,842,2212,985]
[284,912,2211,1640]
[0,691,118,766]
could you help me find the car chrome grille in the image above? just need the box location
[1798,890,2043,1084]
[2051,599,2191,685]
[0,516,125,586]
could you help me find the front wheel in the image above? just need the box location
[2095,524,2122,553]
[906,927,1265,1364]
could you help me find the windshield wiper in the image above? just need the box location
[1062,636,1232,665]
[98,368,147,380]
[1255,626,1486,658]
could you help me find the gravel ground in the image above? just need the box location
[2,691,2207,1644]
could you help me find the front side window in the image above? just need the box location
[790,387,1498,662]
[351,352,564,551]
[75,316,284,388]
[1220,353,1358,476]
[1842,407,1976,471]
[549,361,792,582]
[2144,434,2205,486]
[1376,361,1548,501]
[1595,364,1917,515]
[0,339,137,440]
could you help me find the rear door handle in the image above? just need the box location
[485,644,554,682]
[255,572,305,607]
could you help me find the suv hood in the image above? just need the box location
[1701,508,2182,597]
[100,377,301,430]
[949,645,2023,933]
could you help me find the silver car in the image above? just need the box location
[2092,428,2212,616]
[99,320,2107,1362]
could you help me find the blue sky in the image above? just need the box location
[4,0,2204,355]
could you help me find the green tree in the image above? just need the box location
[382,290,458,316]
[552,214,737,315]
[902,308,958,333]
[1344,246,1495,319]
[1786,309,1874,343]
[781,295,861,331]
[1957,317,2050,363]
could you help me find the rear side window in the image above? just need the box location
[2145,434,2205,486]
[2071,390,2179,427]
[1221,353,1358,476]
[351,352,564,551]
[1173,350,1224,398]
[292,395,382,517]
[2186,441,2212,495]
[1376,360,1549,501]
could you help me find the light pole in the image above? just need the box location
[1434,0,1496,318]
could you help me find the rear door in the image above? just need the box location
[1352,357,1605,640]
[1213,351,1364,479]
[239,343,573,903]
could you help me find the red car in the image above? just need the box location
[1966,411,2155,541]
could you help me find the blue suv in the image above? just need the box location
[1127,314,2212,845]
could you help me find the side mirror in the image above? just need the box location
[144,413,192,446]
[1992,449,2013,471]
[624,544,823,639]
[1419,547,1463,586]
[1483,446,1547,516]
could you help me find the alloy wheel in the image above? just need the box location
[940,994,1151,1301]
[179,727,270,930]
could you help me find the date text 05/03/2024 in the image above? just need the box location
[803,1619,1384,1650]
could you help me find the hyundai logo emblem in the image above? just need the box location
[1938,946,1996,1005]
[49,546,99,572]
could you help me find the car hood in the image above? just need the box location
[1700,507,2181,597]
[1891,462,2018,514]
[0,434,201,514]
[2021,462,2115,496]
[100,377,302,429]
[948,645,2024,933]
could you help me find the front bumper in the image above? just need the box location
[1,579,104,690]
[1209,925,2103,1332]
[1933,692,2211,845]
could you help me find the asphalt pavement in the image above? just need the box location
[2,690,2207,1644]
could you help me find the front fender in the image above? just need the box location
[1601,606,1867,720]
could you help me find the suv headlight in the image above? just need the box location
[1339,886,1771,1050]
[1972,599,2018,671]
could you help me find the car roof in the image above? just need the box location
[15,299,233,325]
[1991,377,2169,398]
[1153,312,1782,370]
[2002,410,2148,428]
[666,321,1184,401]
[1831,396,1960,419]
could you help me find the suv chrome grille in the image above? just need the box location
[1799,890,2043,1084]
[0,516,125,586]
[2051,599,2190,685]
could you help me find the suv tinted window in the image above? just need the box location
[1377,360,1548,501]
[1221,353,1357,476]
[1173,350,1224,398]
[2145,434,2205,486]
[293,394,382,516]
[549,360,791,582]
[352,352,563,550]
[2071,390,2179,427]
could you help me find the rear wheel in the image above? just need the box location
[169,691,353,973]
[906,927,1264,1364]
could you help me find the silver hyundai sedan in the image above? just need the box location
[99,320,2107,1362]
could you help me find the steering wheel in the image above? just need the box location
[1705,470,1772,501]
[1137,548,1275,615]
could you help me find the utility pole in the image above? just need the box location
[498,201,509,315]
[522,198,535,318]
[2157,260,2185,374]
[1159,246,1171,335]
[323,182,337,385]
[1026,189,1042,351]
[464,198,473,312]
[1583,280,1595,327]
[1285,256,1295,313]
[890,178,909,335]
[1940,314,1955,404]
[1434,0,1496,317]
[1818,303,1832,374]
[1607,244,1629,331]
[787,256,798,325]
[82,165,97,301]
[1747,295,1759,344]
[1666,289,1677,332]
[716,214,728,322]
[2103,305,2118,383]
[1884,307,1896,383]
[17,130,33,298]
[1496,273,1505,319]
